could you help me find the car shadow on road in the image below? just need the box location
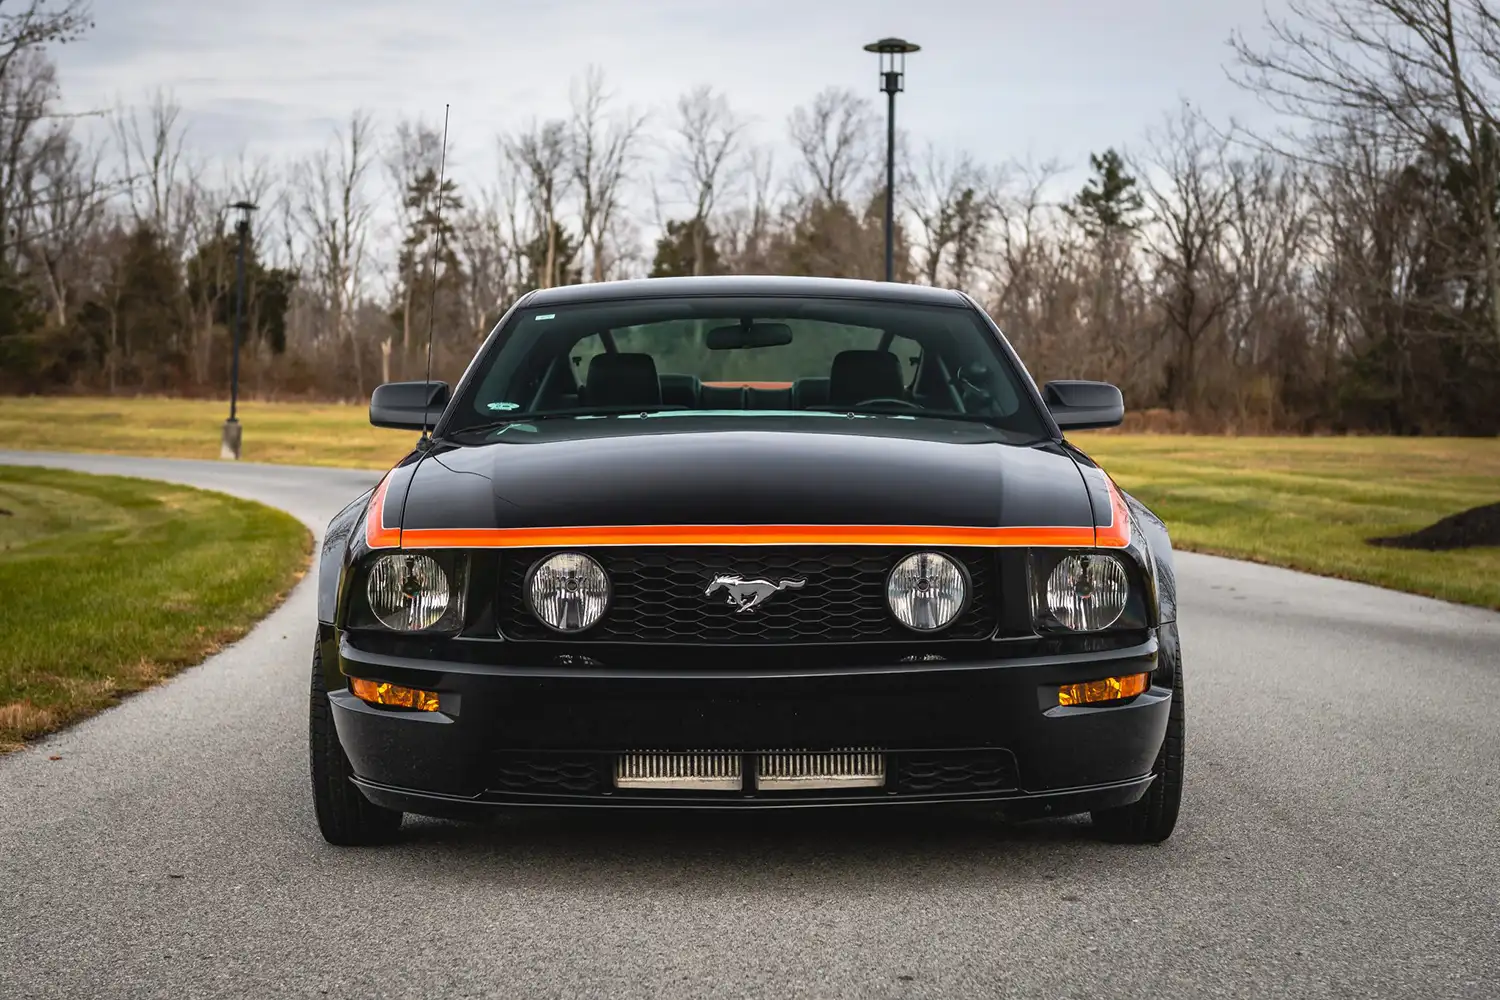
[367,806,1121,890]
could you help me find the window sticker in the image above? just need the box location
[486,401,520,411]
[534,313,556,321]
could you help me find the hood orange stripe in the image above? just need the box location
[363,475,401,549]
[365,474,1133,550]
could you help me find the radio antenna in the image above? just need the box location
[419,103,451,448]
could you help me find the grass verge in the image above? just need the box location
[0,395,1496,610]
[0,465,311,751]
[1072,433,1500,610]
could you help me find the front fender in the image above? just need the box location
[317,453,426,625]
[317,488,372,625]
[1062,442,1178,626]
[1121,488,1177,625]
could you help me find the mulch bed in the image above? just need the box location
[1368,501,1500,550]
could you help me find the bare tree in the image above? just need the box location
[502,118,572,288]
[663,85,744,276]
[1231,0,1500,344]
[295,110,376,393]
[23,124,105,324]
[905,144,994,288]
[1140,105,1235,410]
[569,66,646,283]
[111,90,201,257]
[787,87,878,207]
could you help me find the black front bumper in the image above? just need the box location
[325,628,1174,817]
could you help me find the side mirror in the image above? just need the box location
[370,380,451,430]
[1042,380,1124,430]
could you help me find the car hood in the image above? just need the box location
[389,415,1095,535]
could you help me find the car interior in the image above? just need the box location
[522,344,1003,416]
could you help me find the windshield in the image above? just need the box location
[445,294,1049,437]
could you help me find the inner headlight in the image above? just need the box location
[366,553,451,631]
[1044,553,1129,631]
[886,552,967,631]
[526,552,610,633]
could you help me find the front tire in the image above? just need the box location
[309,640,403,845]
[1090,645,1184,844]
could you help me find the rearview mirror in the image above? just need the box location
[705,322,794,350]
[1041,380,1124,430]
[370,380,451,430]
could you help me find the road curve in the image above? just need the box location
[1,450,1496,1000]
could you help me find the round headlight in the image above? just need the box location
[1045,553,1129,631]
[366,553,450,631]
[526,552,610,633]
[886,552,968,631]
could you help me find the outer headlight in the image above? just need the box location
[886,552,968,631]
[526,552,610,633]
[366,553,452,631]
[1043,553,1129,631]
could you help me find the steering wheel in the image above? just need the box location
[853,397,922,410]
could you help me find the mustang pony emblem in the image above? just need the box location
[705,574,807,613]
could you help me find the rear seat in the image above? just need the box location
[746,386,792,409]
[699,384,746,409]
[659,373,701,408]
[653,376,819,410]
[792,377,830,409]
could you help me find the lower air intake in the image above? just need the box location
[756,749,886,790]
[614,752,742,790]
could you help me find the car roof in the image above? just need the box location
[519,274,972,308]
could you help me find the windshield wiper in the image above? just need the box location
[808,406,1008,426]
[450,404,689,435]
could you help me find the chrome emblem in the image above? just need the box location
[705,574,807,613]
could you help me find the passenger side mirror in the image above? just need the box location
[1041,380,1124,430]
[370,380,451,430]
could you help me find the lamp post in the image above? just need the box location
[864,36,919,283]
[220,200,257,461]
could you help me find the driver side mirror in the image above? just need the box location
[1042,380,1124,430]
[370,380,451,430]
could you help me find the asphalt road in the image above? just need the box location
[1,449,1497,1000]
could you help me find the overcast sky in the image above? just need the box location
[57,0,1289,218]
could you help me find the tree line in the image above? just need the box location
[1,0,1497,435]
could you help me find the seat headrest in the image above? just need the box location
[829,350,905,405]
[585,352,662,407]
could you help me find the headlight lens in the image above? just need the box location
[526,552,610,632]
[886,552,967,631]
[366,553,451,631]
[1044,553,1129,631]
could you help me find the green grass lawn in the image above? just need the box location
[1,395,1496,610]
[0,395,413,470]
[1072,433,1500,609]
[0,465,311,751]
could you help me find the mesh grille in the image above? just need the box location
[498,546,998,643]
[490,754,600,795]
[894,750,1019,794]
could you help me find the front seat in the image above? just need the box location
[828,350,906,406]
[585,352,662,407]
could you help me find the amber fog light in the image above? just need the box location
[350,677,440,712]
[1058,672,1148,707]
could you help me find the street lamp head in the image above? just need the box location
[863,37,920,54]
[230,200,259,212]
[864,36,918,95]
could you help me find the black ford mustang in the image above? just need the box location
[311,275,1184,845]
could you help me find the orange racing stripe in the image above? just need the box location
[363,474,401,549]
[365,472,1134,550]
